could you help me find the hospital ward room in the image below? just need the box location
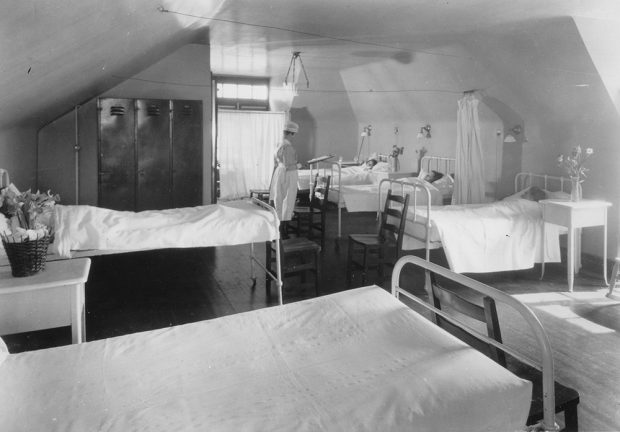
[1,1,620,431]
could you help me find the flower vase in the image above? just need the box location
[570,178,582,202]
[391,157,399,172]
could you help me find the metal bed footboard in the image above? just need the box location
[392,255,559,432]
[249,197,283,305]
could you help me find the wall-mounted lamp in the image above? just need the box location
[417,124,431,139]
[360,124,372,137]
[503,125,522,143]
[356,124,372,162]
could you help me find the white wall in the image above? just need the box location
[0,127,38,189]
[339,45,504,199]
[279,68,359,165]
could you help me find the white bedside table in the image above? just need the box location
[0,258,91,343]
[540,199,612,292]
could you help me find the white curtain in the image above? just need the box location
[217,110,286,200]
[452,94,486,204]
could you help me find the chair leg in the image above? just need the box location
[346,239,354,287]
[361,248,368,285]
[563,405,578,432]
[377,246,384,280]
[314,248,320,296]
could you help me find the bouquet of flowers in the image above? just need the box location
[0,184,60,242]
[391,145,404,159]
[557,146,594,183]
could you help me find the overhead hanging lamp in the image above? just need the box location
[284,51,310,89]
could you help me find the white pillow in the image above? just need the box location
[503,186,549,202]
[503,187,531,201]
[0,337,9,366]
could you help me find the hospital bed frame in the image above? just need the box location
[392,255,559,431]
[0,195,285,305]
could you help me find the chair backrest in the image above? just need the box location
[310,174,330,212]
[378,189,410,254]
[427,272,506,366]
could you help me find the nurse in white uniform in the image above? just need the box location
[271,121,300,236]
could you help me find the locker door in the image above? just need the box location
[136,99,171,211]
[172,100,203,208]
[98,98,136,211]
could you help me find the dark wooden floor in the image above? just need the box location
[4,207,620,431]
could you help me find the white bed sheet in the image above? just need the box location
[335,178,443,213]
[51,200,278,258]
[402,199,562,273]
[0,286,531,432]
[300,165,380,197]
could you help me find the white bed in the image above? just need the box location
[0,197,285,304]
[399,172,571,274]
[0,254,556,431]
[51,198,284,303]
[51,199,278,258]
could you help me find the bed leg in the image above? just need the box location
[265,241,272,299]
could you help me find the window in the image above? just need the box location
[215,76,270,111]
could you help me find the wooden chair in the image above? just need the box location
[427,273,580,432]
[265,237,321,300]
[249,189,270,203]
[290,175,331,249]
[346,190,410,287]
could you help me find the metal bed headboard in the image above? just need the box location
[420,156,455,175]
[392,255,558,432]
[514,172,571,193]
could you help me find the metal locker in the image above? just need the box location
[172,100,203,208]
[98,98,136,211]
[136,99,172,211]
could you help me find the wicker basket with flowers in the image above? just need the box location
[0,184,60,277]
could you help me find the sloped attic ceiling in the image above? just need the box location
[0,0,222,130]
[2,0,620,130]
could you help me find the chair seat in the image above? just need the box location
[281,237,321,253]
[250,189,270,203]
[266,237,322,300]
[293,206,313,214]
[507,359,580,430]
[349,234,394,248]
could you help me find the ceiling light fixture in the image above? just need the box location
[284,51,310,89]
